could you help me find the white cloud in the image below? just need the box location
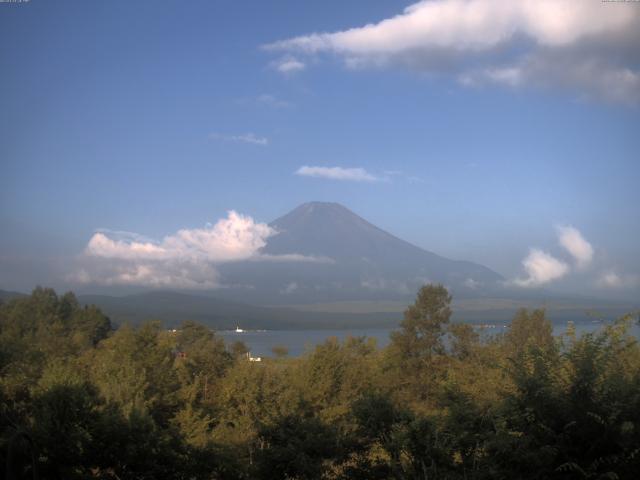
[600,271,623,288]
[509,224,635,290]
[265,0,640,104]
[209,132,269,146]
[74,211,333,288]
[271,55,306,73]
[86,211,273,263]
[557,225,594,269]
[597,271,639,289]
[295,165,379,182]
[512,248,569,287]
[70,262,221,290]
[86,233,167,261]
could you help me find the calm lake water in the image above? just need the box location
[218,321,640,358]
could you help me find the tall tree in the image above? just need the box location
[390,284,452,360]
[387,284,452,404]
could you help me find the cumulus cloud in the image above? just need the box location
[557,225,594,269]
[209,132,269,146]
[271,55,306,73]
[511,224,597,287]
[295,165,379,182]
[512,248,569,287]
[86,211,273,263]
[74,211,327,289]
[264,0,640,104]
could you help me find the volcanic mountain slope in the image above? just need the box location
[217,202,503,303]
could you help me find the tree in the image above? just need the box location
[448,322,479,361]
[297,336,378,424]
[30,382,102,479]
[174,321,231,406]
[254,411,339,480]
[349,393,455,479]
[390,284,452,360]
[387,284,452,404]
[505,308,554,356]
[87,321,180,426]
[212,359,299,466]
[3,286,640,479]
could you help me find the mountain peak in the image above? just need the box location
[299,201,344,208]
[286,201,354,217]
[265,202,500,277]
[268,201,379,243]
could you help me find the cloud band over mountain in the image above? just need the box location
[73,211,328,288]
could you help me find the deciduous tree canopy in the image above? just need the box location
[1,286,639,479]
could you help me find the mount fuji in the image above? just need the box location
[217,202,503,303]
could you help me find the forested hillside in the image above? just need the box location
[1,286,639,479]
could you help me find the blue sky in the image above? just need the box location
[1,0,639,297]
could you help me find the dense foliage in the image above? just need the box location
[1,286,639,479]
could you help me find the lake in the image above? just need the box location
[218,321,640,358]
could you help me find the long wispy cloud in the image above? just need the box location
[295,165,379,182]
[73,211,328,288]
[209,132,269,146]
[264,0,640,104]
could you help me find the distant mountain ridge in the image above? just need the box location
[217,202,503,303]
[76,291,397,329]
[0,289,27,302]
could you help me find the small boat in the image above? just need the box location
[235,326,244,333]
